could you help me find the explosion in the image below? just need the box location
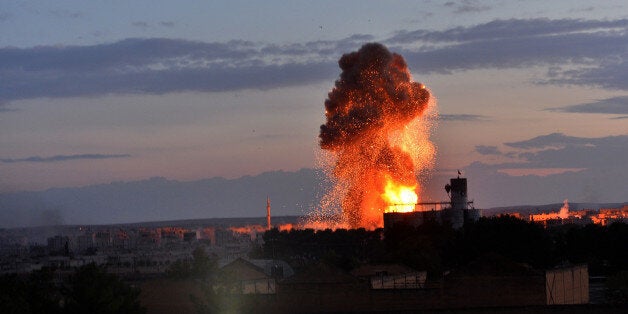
[317,43,437,229]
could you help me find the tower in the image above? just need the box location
[266,196,271,230]
[443,176,468,228]
[449,178,468,210]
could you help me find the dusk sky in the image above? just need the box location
[1,1,627,209]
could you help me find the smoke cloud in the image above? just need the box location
[318,43,435,229]
[1,153,131,163]
[559,199,569,219]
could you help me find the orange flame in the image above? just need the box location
[382,179,418,213]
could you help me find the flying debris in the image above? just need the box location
[317,43,437,229]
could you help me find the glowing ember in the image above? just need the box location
[316,43,436,229]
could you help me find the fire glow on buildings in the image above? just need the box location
[527,201,628,227]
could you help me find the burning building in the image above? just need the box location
[383,176,481,230]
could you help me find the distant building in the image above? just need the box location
[73,234,94,254]
[529,204,627,227]
[94,231,111,249]
[136,228,160,248]
[47,235,69,255]
[592,205,628,225]
[246,258,294,280]
[183,231,197,242]
[218,258,276,294]
[112,230,132,249]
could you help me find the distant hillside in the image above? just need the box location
[1,167,626,229]
[483,202,628,217]
[0,168,325,228]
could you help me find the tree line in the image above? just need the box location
[256,216,628,277]
[0,263,145,314]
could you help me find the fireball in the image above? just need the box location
[316,43,437,229]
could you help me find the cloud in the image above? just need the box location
[2,18,628,103]
[546,59,628,90]
[479,133,628,169]
[547,96,628,115]
[504,132,608,149]
[387,18,628,44]
[448,0,491,14]
[611,115,628,120]
[159,21,175,27]
[49,9,82,19]
[517,142,625,169]
[396,19,628,74]
[475,145,501,155]
[0,12,11,22]
[569,6,595,13]
[464,133,628,207]
[439,114,487,121]
[132,21,150,28]
[1,154,131,163]
[503,133,565,149]
[0,107,18,113]
[387,19,628,89]
[0,37,353,103]
[132,21,176,29]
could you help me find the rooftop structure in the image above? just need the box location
[384,176,481,230]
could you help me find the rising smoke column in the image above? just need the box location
[319,43,435,229]
[559,199,569,219]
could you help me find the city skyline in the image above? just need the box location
[1,1,626,215]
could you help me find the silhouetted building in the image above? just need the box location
[73,234,94,254]
[384,176,481,230]
[47,235,69,255]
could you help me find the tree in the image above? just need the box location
[191,247,216,279]
[460,216,553,268]
[166,246,217,280]
[63,263,145,314]
[0,264,144,314]
[0,274,34,314]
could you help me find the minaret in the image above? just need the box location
[266,196,271,230]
